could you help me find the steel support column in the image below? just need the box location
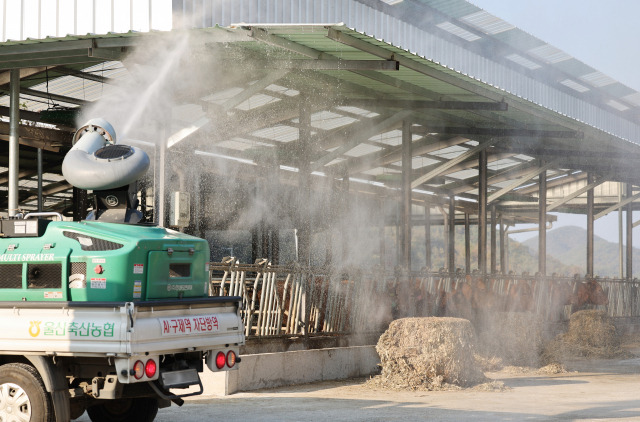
[465,213,471,273]
[8,69,19,217]
[401,119,412,270]
[155,115,169,227]
[271,161,280,265]
[538,168,547,275]
[37,148,43,212]
[298,104,312,266]
[198,174,207,240]
[251,198,259,263]
[478,149,488,274]
[425,205,431,270]
[587,173,595,277]
[491,205,497,274]
[619,183,624,278]
[499,214,506,274]
[272,227,280,265]
[448,196,455,272]
[627,183,633,280]
[340,175,350,264]
[380,199,386,267]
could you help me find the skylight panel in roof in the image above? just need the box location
[344,144,383,157]
[335,106,379,118]
[325,158,346,167]
[432,145,468,159]
[370,129,402,146]
[413,157,440,168]
[251,124,299,142]
[311,111,357,130]
[606,100,629,112]
[460,11,515,35]
[436,21,481,42]
[447,169,477,180]
[579,71,616,88]
[505,53,542,70]
[363,167,401,177]
[236,94,280,111]
[559,79,590,93]
[513,154,535,161]
[489,159,519,170]
[528,44,572,64]
[622,92,640,107]
[265,84,299,97]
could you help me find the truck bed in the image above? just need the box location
[0,297,243,357]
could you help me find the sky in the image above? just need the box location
[470,0,640,244]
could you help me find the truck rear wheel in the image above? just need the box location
[87,398,159,422]
[0,362,52,422]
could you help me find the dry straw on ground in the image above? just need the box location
[368,317,486,391]
[542,309,623,362]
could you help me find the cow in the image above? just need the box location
[506,272,535,312]
[572,276,609,310]
[548,277,575,321]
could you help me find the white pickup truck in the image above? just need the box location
[0,296,243,421]
[0,118,244,421]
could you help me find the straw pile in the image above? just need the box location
[543,310,621,361]
[370,317,486,390]
[476,312,544,368]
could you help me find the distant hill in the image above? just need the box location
[404,225,584,276]
[522,225,639,277]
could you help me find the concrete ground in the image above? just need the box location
[77,353,640,421]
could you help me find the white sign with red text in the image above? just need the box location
[158,314,220,336]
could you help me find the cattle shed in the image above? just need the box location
[1,0,640,343]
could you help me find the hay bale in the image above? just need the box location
[543,310,621,361]
[477,312,544,367]
[372,317,486,390]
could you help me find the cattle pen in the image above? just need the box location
[2,0,640,409]
[210,259,640,341]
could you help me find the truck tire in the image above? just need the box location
[0,362,53,422]
[87,398,159,422]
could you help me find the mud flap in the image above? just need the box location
[148,369,203,402]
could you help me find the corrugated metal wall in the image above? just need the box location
[174,0,640,145]
[0,0,171,41]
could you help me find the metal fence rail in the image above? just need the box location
[210,259,640,339]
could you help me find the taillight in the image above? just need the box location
[133,360,144,380]
[145,359,157,378]
[226,351,237,368]
[215,351,226,369]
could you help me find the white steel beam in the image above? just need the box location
[411,139,497,189]
[309,110,413,172]
[595,190,640,220]
[487,159,558,204]
[547,176,604,211]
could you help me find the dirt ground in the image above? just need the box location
[77,337,640,421]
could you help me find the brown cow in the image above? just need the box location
[549,279,575,321]
[572,276,609,309]
[506,273,535,312]
[472,275,498,312]
[442,271,474,321]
